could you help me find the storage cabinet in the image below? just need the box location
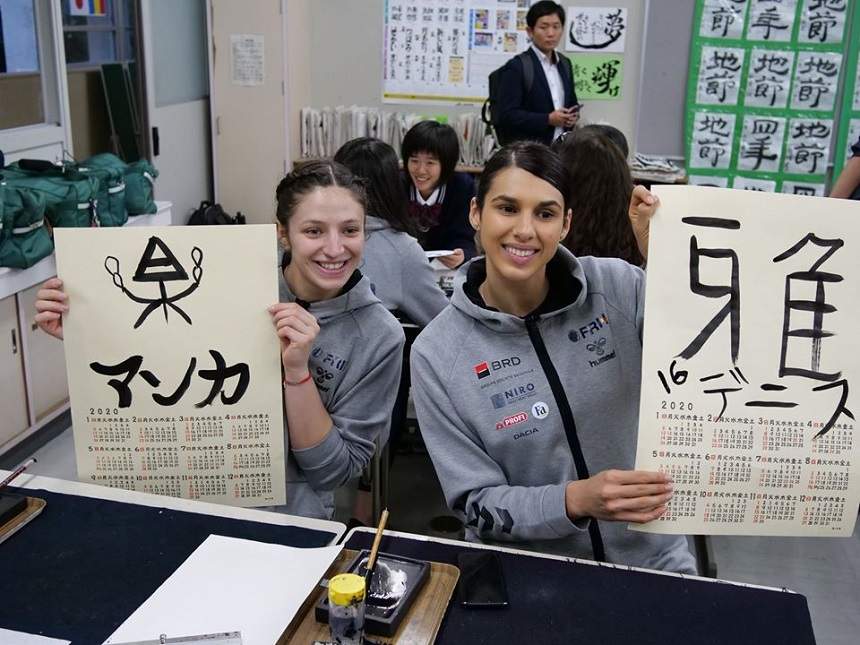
[0,295,30,446]
[18,283,69,421]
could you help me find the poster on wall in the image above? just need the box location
[382,0,531,104]
[572,54,623,99]
[685,0,852,196]
[564,7,627,53]
[55,226,287,508]
[231,34,265,86]
[634,186,860,537]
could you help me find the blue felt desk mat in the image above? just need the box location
[0,486,337,644]
[345,532,816,645]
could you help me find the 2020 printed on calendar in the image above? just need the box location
[55,225,286,507]
[634,186,859,537]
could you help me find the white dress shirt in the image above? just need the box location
[530,44,565,142]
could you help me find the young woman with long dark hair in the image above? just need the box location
[410,142,695,572]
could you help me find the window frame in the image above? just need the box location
[61,0,135,71]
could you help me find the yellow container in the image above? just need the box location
[328,573,366,606]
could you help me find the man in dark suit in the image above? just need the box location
[496,1,579,146]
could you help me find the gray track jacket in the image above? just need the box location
[411,248,696,573]
[275,270,405,519]
[361,216,449,326]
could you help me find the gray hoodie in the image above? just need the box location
[273,269,405,519]
[410,247,696,573]
[361,216,449,326]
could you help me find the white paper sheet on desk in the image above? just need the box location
[104,535,341,645]
[0,630,70,645]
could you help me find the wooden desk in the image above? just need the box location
[343,527,816,645]
[0,471,344,643]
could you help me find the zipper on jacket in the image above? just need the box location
[525,312,606,562]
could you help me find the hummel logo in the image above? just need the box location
[587,337,607,356]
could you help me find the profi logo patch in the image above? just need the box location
[495,411,528,430]
[473,356,521,380]
[568,313,609,343]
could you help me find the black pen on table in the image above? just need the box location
[0,458,37,491]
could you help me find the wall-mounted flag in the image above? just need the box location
[69,0,106,17]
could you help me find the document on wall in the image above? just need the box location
[55,225,286,507]
[104,535,342,645]
[383,0,532,104]
[231,34,264,86]
[633,185,860,537]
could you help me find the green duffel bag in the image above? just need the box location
[0,182,54,269]
[4,160,100,228]
[77,161,128,227]
[85,153,158,215]
[125,159,158,214]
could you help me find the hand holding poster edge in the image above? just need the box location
[630,185,860,537]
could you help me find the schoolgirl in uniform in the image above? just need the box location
[410,142,696,572]
[401,121,477,268]
[334,137,448,326]
[35,160,405,520]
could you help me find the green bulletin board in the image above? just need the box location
[833,7,860,175]
[685,0,853,196]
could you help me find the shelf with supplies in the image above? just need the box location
[0,202,173,456]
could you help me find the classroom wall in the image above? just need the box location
[0,74,43,130]
[635,0,695,158]
[296,0,647,158]
[307,0,477,119]
[287,0,313,162]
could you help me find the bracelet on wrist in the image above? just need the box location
[283,371,312,387]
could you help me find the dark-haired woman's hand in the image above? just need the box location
[629,185,659,262]
[34,277,68,340]
[438,248,465,269]
[565,469,673,523]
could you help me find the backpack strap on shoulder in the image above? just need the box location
[518,50,535,94]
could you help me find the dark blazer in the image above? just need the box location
[404,171,477,259]
[496,48,578,146]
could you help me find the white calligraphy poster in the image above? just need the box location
[564,7,627,53]
[55,226,286,507]
[634,186,860,536]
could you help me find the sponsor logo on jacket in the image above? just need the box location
[490,382,537,409]
[495,411,528,430]
[568,313,610,343]
[473,355,522,380]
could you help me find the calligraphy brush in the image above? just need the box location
[0,458,37,491]
[364,508,389,595]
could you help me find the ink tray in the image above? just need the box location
[315,550,431,637]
